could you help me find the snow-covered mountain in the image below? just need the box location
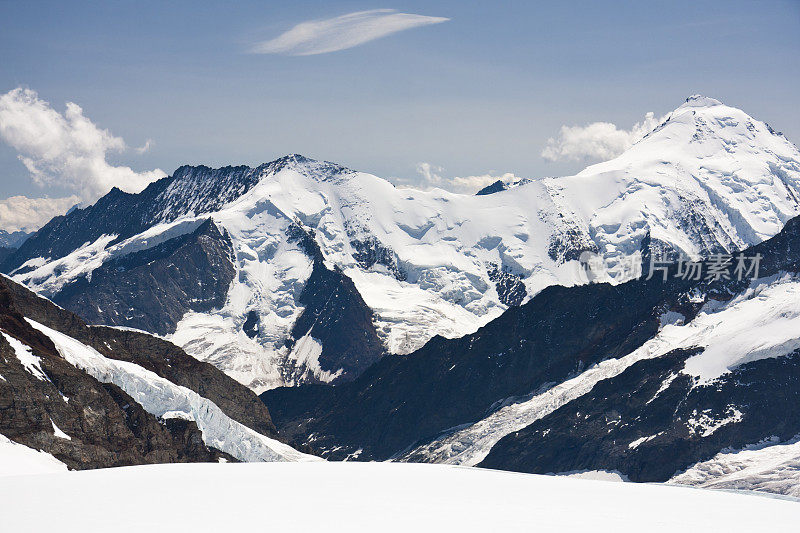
[0,229,29,249]
[0,274,313,468]
[3,95,799,392]
[264,213,800,497]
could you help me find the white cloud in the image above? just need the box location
[0,195,80,233]
[135,139,154,154]
[412,162,523,194]
[541,111,667,162]
[416,162,445,186]
[451,173,518,191]
[0,87,166,205]
[249,9,449,56]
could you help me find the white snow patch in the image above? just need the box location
[659,310,685,329]
[11,218,208,298]
[682,278,800,384]
[628,432,664,449]
[289,334,343,383]
[160,410,194,421]
[50,420,71,440]
[1,331,49,382]
[12,234,118,296]
[687,406,744,437]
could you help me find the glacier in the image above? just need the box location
[671,435,800,497]
[26,319,317,463]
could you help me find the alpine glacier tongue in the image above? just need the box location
[3,96,800,392]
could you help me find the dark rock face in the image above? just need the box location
[344,220,405,281]
[263,215,800,463]
[0,280,235,469]
[546,216,599,264]
[282,224,386,384]
[487,263,527,306]
[0,247,13,265]
[348,233,405,281]
[52,219,235,336]
[476,180,507,196]
[0,274,279,470]
[243,310,259,338]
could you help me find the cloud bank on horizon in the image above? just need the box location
[410,110,670,193]
[249,9,449,56]
[0,195,80,233]
[412,162,522,194]
[541,111,666,162]
[0,87,165,231]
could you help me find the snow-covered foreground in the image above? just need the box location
[1,462,798,532]
[0,434,67,476]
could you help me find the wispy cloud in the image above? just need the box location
[411,162,523,194]
[0,87,166,204]
[249,9,449,56]
[0,195,80,233]
[135,138,154,154]
[541,112,667,162]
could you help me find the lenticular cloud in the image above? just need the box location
[250,9,449,56]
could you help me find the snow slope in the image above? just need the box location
[26,319,316,463]
[407,274,800,466]
[1,462,798,532]
[10,96,800,391]
[0,433,68,476]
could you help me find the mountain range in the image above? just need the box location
[265,213,800,495]
[2,95,800,497]
[2,95,799,395]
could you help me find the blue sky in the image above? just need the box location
[1,1,799,229]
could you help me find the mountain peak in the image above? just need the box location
[678,94,724,109]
